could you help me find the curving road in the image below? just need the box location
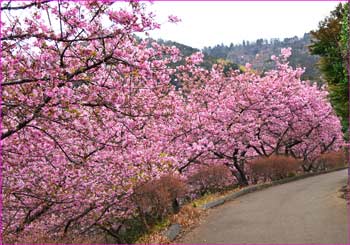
[179,169,349,244]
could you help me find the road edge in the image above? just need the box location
[202,166,348,209]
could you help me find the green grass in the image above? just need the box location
[191,185,240,208]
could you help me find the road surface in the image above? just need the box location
[178,169,349,244]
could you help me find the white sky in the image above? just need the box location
[141,1,342,49]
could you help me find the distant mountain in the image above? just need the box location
[203,33,322,82]
[143,34,322,85]
[154,39,239,88]
[155,39,239,71]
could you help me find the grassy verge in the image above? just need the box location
[134,204,203,244]
[191,186,241,208]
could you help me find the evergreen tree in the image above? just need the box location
[309,3,349,138]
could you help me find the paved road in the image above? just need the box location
[179,169,349,244]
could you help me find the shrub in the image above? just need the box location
[250,155,301,182]
[316,150,346,170]
[132,174,187,227]
[187,165,234,196]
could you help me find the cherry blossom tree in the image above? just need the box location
[169,48,343,185]
[1,0,183,241]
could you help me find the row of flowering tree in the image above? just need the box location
[1,0,344,242]
[171,50,344,185]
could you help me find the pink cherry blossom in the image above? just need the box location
[168,15,181,23]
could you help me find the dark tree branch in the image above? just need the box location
[1,0,51,11]
[1,96,50,140]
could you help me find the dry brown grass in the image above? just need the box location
[135,204,204,244]
[170,205,203,229]
[135,232,170,244]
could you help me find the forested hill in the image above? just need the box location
[154,39,239,88]
[155,39,239,71]
[202,33,322,82]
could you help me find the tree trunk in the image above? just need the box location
[172,199,180,214]
[232,162,249,186]
[229,149,249,186]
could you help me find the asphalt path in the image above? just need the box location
[179,169,349,244]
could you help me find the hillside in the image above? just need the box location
[155,39,239,87]
[203,33,322,82]
[156,39,239,71]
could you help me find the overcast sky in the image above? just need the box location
[141,1,342,49]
